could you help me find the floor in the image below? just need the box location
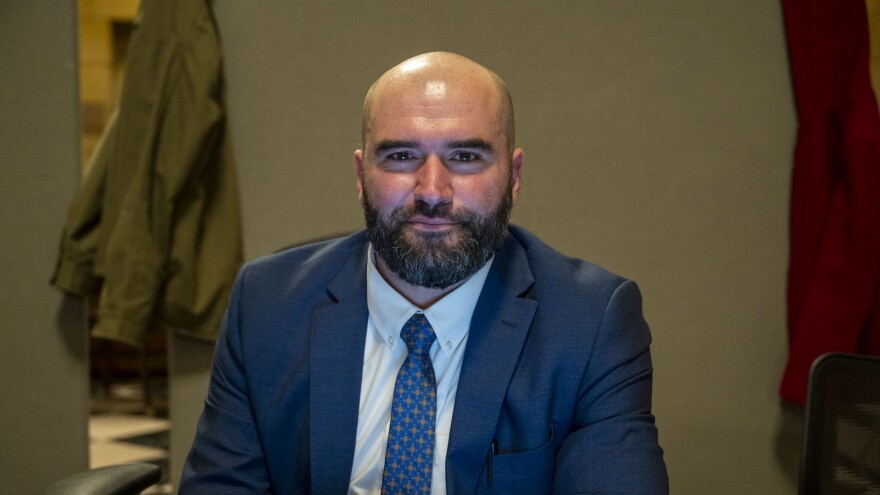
[89,381,172,494]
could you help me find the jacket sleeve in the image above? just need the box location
[178,268,273,494]
[50,112,116,297]
[552,280,669,495]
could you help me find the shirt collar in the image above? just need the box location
[366,245,493,358]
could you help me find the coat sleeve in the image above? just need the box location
[50,112,116,296]
[178,267,273,494]
[552,280,669,495]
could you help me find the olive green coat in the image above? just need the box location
[52,0,242,345]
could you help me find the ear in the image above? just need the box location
[354,149,365,202]
[509,148,524,205]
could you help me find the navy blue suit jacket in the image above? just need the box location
[180,226,668,494]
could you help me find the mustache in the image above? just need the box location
[411,201,451,218]
[398,201,473,224]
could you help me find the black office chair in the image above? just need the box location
[799,353,880,495]
[42,463,161,495]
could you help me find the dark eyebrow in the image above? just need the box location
[447,139,494,152]
[372,138,495,154]
[373,140,418,154]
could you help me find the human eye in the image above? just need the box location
[378,149,421,171]
[388,151,415,161]
[450,151,481,162]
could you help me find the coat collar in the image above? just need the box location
[446,233,538,493]
[309,236,370,494]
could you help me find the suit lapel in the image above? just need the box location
[446,237,538,493]
[309,242,369,494]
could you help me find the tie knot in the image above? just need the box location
[401,313,436,356]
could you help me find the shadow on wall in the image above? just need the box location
[774,401,806,487]
[56,294,87,361]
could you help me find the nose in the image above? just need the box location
[414,155,452,207]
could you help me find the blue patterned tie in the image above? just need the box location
[382,313,438,495]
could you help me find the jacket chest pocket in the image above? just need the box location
[476,430,555,494]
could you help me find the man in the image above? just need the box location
[180,52,668,494]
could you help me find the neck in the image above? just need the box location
[374,255,468,309]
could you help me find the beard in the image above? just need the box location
[362,182,513,289]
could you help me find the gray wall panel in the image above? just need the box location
[0,1,89,492]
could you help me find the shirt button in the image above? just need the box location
[387,336,394,346]
[445,340,453,350]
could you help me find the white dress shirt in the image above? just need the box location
[347,247,493,495]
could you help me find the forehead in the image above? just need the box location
[367,76,505,142]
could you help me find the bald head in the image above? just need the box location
[361,52,515,155]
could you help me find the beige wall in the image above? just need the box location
[0,1,90,492]
[170,1,799,493]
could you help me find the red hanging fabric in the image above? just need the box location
[780,0,880,404]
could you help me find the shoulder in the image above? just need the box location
[236,230,368,297]
[503,225,645,331]
[506,224,630,298]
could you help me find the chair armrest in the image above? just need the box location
[43,463,161,495]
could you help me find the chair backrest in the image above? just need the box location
[43,463,160,495]
[799,353,880,495]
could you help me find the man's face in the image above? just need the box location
[355,74,523,289]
